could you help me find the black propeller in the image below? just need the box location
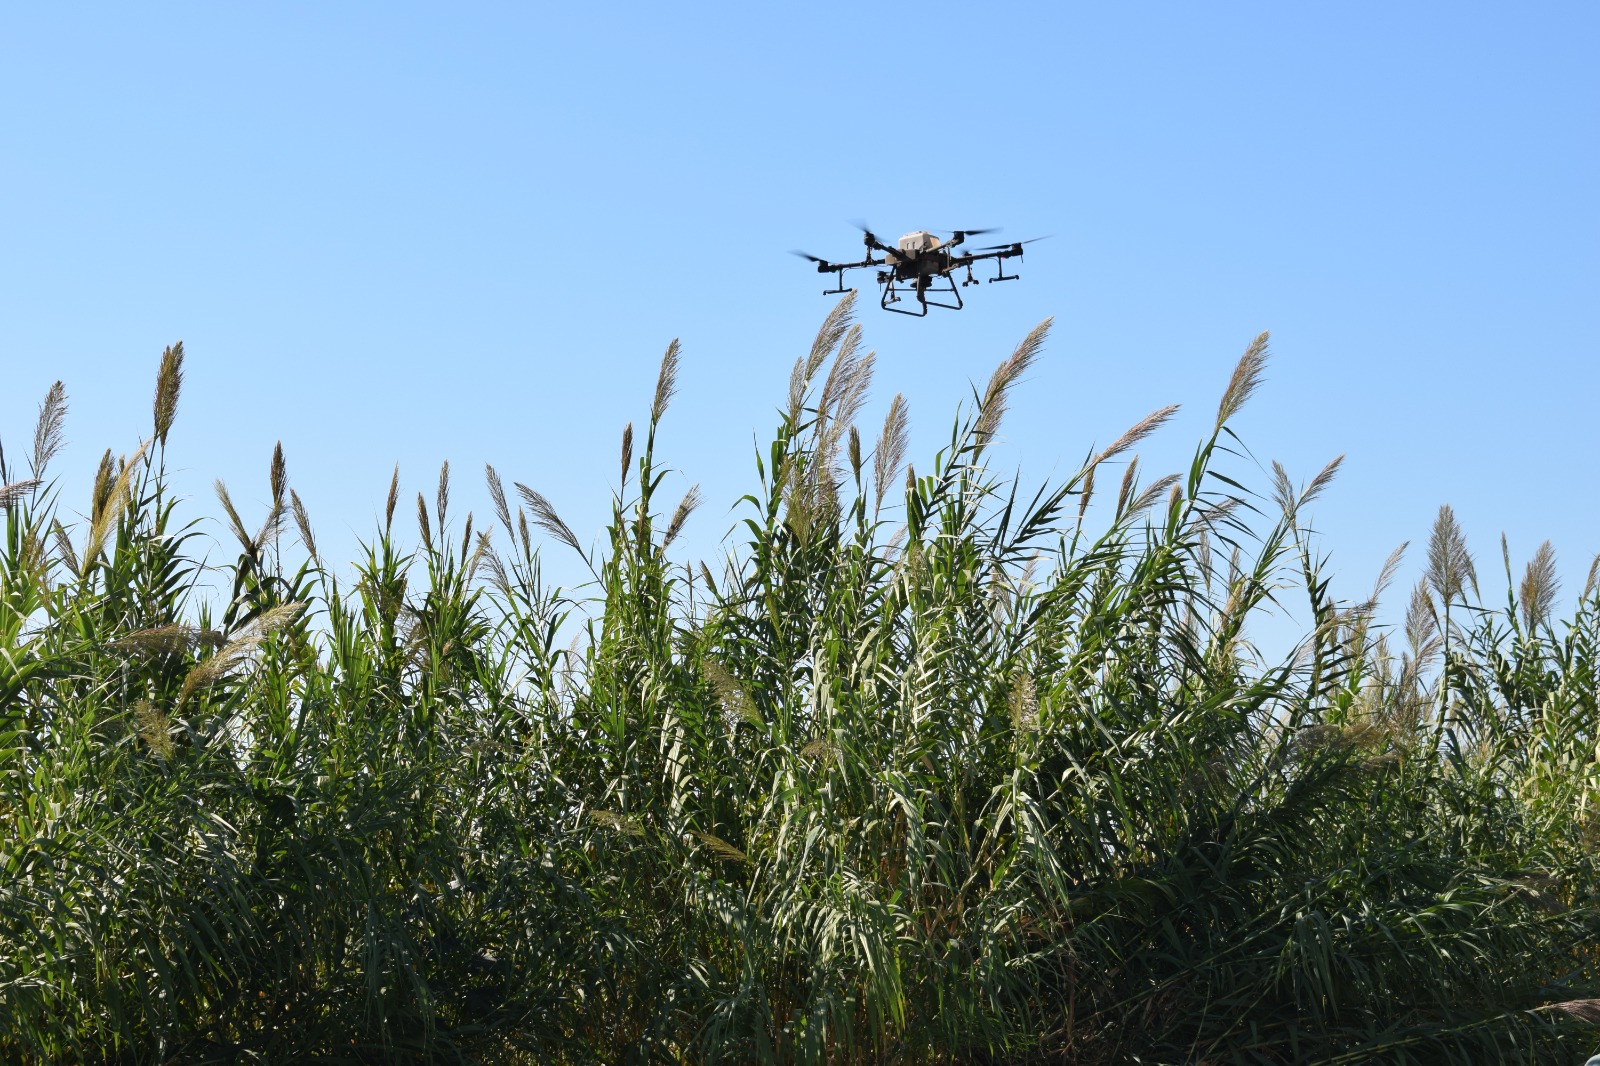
[975,236,1050,252]
[790,250,832,265]
[947,228,1000,241]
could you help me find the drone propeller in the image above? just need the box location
[947,228,1001,241]
[791,250,832,265]
[975,236,1050,252]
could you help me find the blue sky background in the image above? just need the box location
[3,3,1596,640]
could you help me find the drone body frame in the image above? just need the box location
[795,227,1040,316]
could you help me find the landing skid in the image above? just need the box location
[880,273,963,317]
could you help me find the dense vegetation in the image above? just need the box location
[3,298,1599,1063]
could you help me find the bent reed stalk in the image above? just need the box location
[2,300,1599,1064]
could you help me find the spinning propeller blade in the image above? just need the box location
[975,236,1050,251]
[790,250,831,265]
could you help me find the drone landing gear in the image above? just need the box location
[822,268,853,296]
[880,273,963,317]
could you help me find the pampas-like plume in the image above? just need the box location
[32,380,67,478]
[1077,462,1096,524]
[416,493,433,551]
[84,442,148,568]
[485,464,513,537]
[1586,553,1600,601]
[514,482,587,561]
[1126,474,1181,521]
[1215,331,1269,430]
[436,460,451,527]
[663,484,702,549]
[290,489,317,563]
[269,442,287,508]
[1094,404,1180,467]
[873,393,909,516]
[652,339,680,427]
[117,624,225,656]
[385,464,400,533]
[1114,457,1141,520]
[703,659,762,727]
[791,292,856,422]
[152,342,183,446]
[214,480,254,554]
[134,700,175,758]
[0,479,40,510]
[179,602,304,705]
[1424,504,1477,606]
[975,319,1052,446]
[51,519,79,576]
[1519,540,1559,633]
[619,421,634,488]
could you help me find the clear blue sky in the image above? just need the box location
[3,3,1596,635]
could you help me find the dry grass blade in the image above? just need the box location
[515,482,587,560]
[652,339,681,427]
[663,484,702,549]
[1094,404,1180,467]
[32,380,68,477]
[1519,539,1559,632]
[1215,330,1270,430]
[975,318,1052,445]
[152,342,183,446]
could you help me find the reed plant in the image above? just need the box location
[2,300,1598,1063]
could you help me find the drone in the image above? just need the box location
[793,224,1045,316]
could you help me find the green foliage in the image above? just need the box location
[2,304,1598,1063]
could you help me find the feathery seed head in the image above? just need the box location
[975,318,1052,446]
[1424,504,1477,605]
[652,339,681,427]
[290,489,317,563]
[1519,540,1559,633]
[1215,331,1269,430]
[663,483,702,548]
[385,464,400,533]
[153,342,183,446]
[32,381,67,478]
[269,441,287,507]
[620,422,634,488]
[485,464,513,537]
[436,459,450,527]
